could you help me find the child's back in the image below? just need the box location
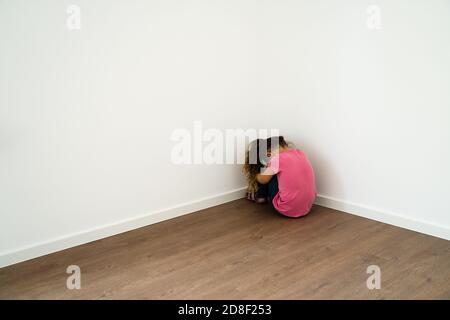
[268,149,316,217]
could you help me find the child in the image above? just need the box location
[243,136,316,218]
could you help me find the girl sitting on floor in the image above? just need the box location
[243,136,316,218]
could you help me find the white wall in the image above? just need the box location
[1,0,449,266]
[260,0,450,238]
[0,0,260,263]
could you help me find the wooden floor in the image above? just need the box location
[1,199,449,299]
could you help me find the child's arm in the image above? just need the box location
[256,167,275,185]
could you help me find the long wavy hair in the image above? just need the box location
[243,139,265,193]
[242,136,289,193]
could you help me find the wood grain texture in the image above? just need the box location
[1,199,449,299]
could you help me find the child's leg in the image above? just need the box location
[267,175,279,202]
[247,177,277,204]
[255,183,269,200]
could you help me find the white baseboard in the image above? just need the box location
[315,194,450,241]
[3,189,448,268]
[0,187,247,268]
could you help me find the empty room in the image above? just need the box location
[1,0,450,306]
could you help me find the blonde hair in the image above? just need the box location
[242,139,265,193]
[242,136,290,193]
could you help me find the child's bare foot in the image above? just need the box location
[246,192,255,201]
[247,191,267,203]
[255,197,267,204]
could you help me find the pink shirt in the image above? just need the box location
[268,149,316,218]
